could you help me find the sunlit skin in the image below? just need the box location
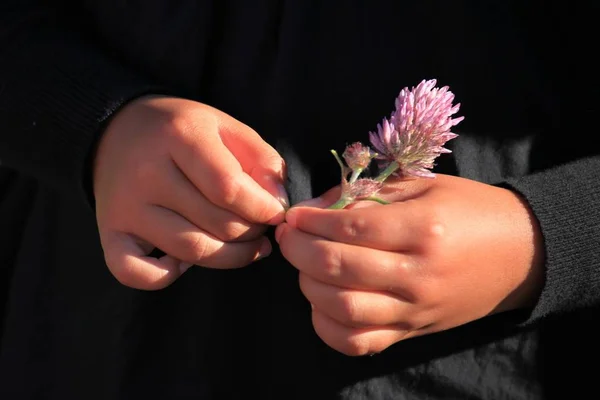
[93,95,288,289]
[276,175,545,356]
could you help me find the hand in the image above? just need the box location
[275,174,544,356]
[94,96,288,290]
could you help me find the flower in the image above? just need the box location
[327,149,387,209]
[325,79,463,209]
[368,79,463,179]
[342,142,375,171]
[343,178,383,200]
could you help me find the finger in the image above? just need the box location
[285,202,428,251]
[293,176,431,210]
[299,273,416,328]
[153,160,267,242]
[100,230,184,290]
[216,112,289,208]
[293,186,342,209]
[311,309,410,356]
[136,205,272,268]
[276,223,414,292]
[170,118,285,225]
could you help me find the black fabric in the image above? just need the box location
[0,1,598,399]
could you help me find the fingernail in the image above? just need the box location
[294,196,325,208]
[275,183,290,210]
[255,239,272,261]
[261,174,289,211]
[284,208,297,228]
[179,262,193,274]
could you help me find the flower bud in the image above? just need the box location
[342,142,374,171]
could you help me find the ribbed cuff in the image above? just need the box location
[0,24,171,208]
[502,156,600,323]
[46,66,168,209]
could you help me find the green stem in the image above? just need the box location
[360,196,391,205]
[330,150,345,172]
[349,168,363,184]
[374,161,400,182]
[328,197,353,209]
[328,195,391,209]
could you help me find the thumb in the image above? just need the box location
[249,158,289,210]
[100,231,185,290]
[217,114,289,209]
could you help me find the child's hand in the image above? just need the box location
[276,174,544,356]
[93,96,287,290]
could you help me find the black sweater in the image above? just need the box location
[1,1,599,399]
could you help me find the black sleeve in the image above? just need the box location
[0,1,167,204]
[502,2,600,322]
[504,157,600,322]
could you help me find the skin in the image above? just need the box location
[93,97,544,356]
[93,96,288,290]
[275,175,545,356]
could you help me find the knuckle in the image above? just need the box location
[339,293,364,325]
[423,218,446,242]
[165,110,218,147]
[175,233,209,262]
[319,244,342,279]
[162,114,191,140]
[390,258,425,302]
[344,335,371,357]
[395,258,413,274]
[214,175,242,207]
[417,209,448,246]
[427,221,446,240]
[335,216,368,242]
